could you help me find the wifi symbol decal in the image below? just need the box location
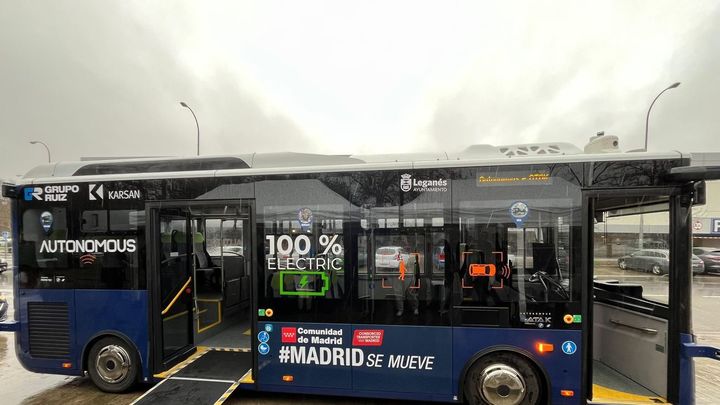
[80,254,96,265]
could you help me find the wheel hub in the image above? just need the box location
[95,344,131,384]
[478,363,526,405]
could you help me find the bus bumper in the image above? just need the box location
[0,321,19,332]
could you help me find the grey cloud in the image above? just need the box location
[0,2,312,180]
[425,4,720,153]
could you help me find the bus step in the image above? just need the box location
[133,349,252,405]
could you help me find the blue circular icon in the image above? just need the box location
[265,324,274,333]
[561,341,577,355]
[258,331,270,343]
[509,201,529,227]
[258,343,270,355]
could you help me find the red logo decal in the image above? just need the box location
[281,327,297,343]
[352,329,384,346]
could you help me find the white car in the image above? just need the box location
[208,245,243,257]
[375,246,410,269]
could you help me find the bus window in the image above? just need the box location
[19,207,70,288]
[454,164,582,328]
[76,209,144,290]
[258,198,349,322]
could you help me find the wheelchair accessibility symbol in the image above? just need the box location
[561,341,577,355]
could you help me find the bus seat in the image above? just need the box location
[223,256,245,279]
[193,232,213,269]
[532,243,558,275]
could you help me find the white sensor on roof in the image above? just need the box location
[584,132,620,154]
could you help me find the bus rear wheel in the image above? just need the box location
[87,336,139,393]
[464,352,544,405]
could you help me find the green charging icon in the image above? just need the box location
[279,271,330,296]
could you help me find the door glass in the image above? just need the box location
[159,217,193,359]
[595,210,670,303]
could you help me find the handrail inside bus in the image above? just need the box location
[161,277,192,316]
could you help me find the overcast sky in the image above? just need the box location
[1,1,719,180]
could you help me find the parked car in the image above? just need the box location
[0,294,7,321]
[208,245,243,257]
[432,245,445,270]
[692,247,720,274]
[375,246,410,269]
[617,249,704,275]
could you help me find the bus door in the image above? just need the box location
[584,188,682,404]
[151,208,195,370]
[149,202,256,372]
[142,202,255,405]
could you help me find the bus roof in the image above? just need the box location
[14,141,692,185]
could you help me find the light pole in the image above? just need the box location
[644,82,681,151]
[29,140,51,163]
[180,102,200,156]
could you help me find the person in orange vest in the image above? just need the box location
[394,254,418,316]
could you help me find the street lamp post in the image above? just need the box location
[180,102,200,156]
[639,81,680,250]
[644,82,681,151]
[29,140,51,163]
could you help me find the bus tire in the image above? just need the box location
[463,351,544,405]
[87,336,139,393]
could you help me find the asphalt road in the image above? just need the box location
[1,262,719,404]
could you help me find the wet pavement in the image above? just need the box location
[1,262,719,404]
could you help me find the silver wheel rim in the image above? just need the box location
[95,344,132,384]
[619,260,626,270]
[652,264,661,275]
[478,363,526,405]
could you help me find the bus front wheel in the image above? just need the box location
[87,336,139,393]
[463,352,544,405]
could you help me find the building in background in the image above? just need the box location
[691,181,720,248]
[594,181,720,261]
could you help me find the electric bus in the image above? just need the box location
[2,139,719,404]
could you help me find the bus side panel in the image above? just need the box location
[15,289,81,375]
[453,327,582,405]
[74,290,149,381]
[257,322,352,390]
[257,322,453,401]
[350,324,452,396]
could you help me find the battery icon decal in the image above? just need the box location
[279,271,330,297]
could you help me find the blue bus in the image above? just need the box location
[2,140,720,404]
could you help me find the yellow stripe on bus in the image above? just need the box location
[591,384,668,404]
[153,347,209,379]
